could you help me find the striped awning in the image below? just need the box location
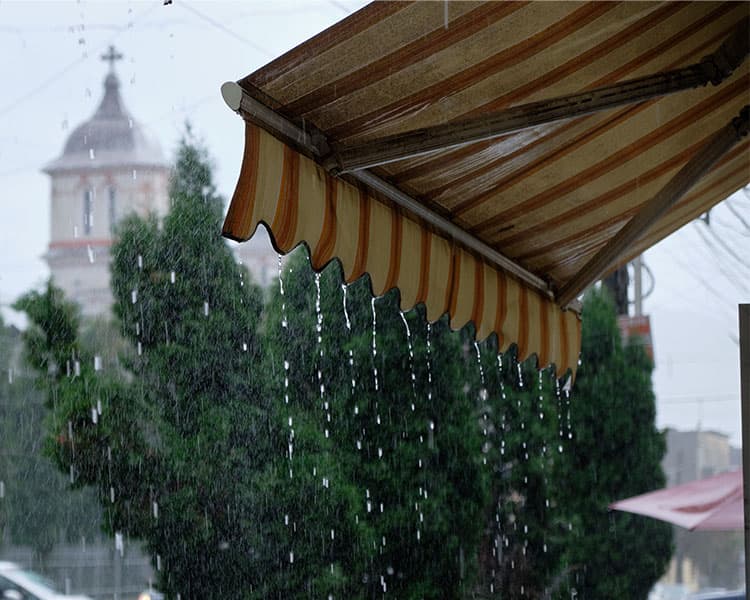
[221,2,750,376]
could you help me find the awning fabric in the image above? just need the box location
[610,470,744,531]
[225,122,581,374]
[222,1,750,377]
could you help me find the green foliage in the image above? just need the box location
[261,251,490,598]
[13,131,671,598]
[0,309,100,563]
[554,288,672,599]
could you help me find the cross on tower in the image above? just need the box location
[101,45,123,72]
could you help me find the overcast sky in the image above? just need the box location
[1,1,747,445]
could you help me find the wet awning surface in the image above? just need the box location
[222,1,750,376]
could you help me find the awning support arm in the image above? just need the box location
[325,17,749,174]
[221,82,558,303]
[557,106,749,309]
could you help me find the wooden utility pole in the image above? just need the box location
[740,304,750,590]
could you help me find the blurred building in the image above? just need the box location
[43,47,170,316]
[662,428,740,486]
[660,428,743,592]
[42,46,277,317]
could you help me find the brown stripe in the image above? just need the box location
[470,2,686,118]
[286,3,524,116]
[350,189,371,281]
[246,2,412,88]
[622,151,750,258]
[538,298,551,368]
[559,308,570,375]
[517,285,529,360]
[411,5,735,204]
[446,248,461,317]
[507,122,750,260]
[415,228,432,305]
[536,152,749,281]
[311,176,337,269]
[470,257,485,333]
[473,73,749,237]
[383,209,403,291]
[271,145,300,250]
[456,104,646,217]
[327,2,617,140]
[493,269,508,348]
[222,123,260,241]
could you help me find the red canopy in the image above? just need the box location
[610,470,743,531]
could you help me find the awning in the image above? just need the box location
[610,470,744,531]
[221,2,750,376]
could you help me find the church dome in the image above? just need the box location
[44,54,168,174]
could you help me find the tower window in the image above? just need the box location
[109,187,117,232]
[83,189,93,235]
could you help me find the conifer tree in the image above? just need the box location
[554,288,672,598]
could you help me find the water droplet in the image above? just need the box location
[89,148,95,160]
[170,271,176,284]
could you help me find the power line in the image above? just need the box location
[729,195,750,230]
[0,3,160,122]
[176,1,274,58]
[700,221,750,273]
[692,221,750,296]
[659,394,739,405]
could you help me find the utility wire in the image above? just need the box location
[0,3,160,122]
[701,221,750,273]
[730,195,750,231]
[176,1,274,58]
[692,222,750,296]
[659,243,738,324]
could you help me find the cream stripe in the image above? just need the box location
[499,279,521,356]
[424,234,452,322]
[397,217,422,311]
[524,289,542,364]
[253,130,286,228]
[450,248,476,331]
[477,263,499,341]
[366,197,394,296]
[294,158,328,262]
[331,180,362,281]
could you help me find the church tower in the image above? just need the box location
[43,46,170,315]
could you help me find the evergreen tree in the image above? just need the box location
[0,306,99,568]
[262,250,490,598]
[15,133,268,598]
[555,287,672,598]
[14,131,671,598]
